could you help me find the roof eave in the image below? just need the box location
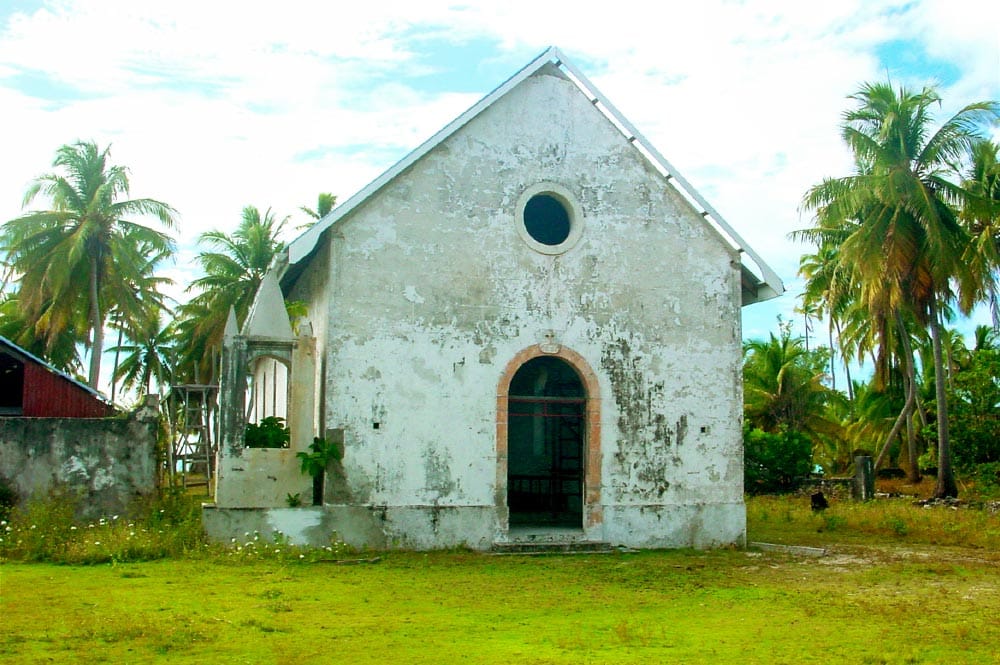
[0,335,117,408]
[284,46,785,304]
[287,46,564,267]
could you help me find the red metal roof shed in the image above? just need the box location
[0,336,117,418]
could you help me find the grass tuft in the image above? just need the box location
[0,485,206,564]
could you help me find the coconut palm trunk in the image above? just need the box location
[88,254,103,388]
[833,318,854,401]
[874,312,916,472]
[930,298,957,497]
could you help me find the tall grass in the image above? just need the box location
[0,484,355,565]
[747,493,1000,550]
[0,485,207,564]
[3,482,999,564]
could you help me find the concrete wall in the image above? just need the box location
[0,397,160,519]
[286,66,745,549]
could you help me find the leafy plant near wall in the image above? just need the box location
[297,437,342,475]
[243,416,290,449]
[297,437,342,506]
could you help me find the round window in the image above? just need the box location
[523,194,571,245]
[515,183,583,255]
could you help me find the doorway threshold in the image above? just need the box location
[507,525,586,543]
[494,528,613,554]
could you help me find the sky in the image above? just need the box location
[0,0,998,393]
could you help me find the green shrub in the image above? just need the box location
[297,436,342,477]
[948,349,1000,467]
[243,416,290,448]
[744,426,813,494]
[965,462,1000,500]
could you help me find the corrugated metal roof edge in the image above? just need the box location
[281,46,784,304]
[0,335,117,409]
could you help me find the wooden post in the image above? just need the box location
[853,455,875,501]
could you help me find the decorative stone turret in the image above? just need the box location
[213,270,317,508]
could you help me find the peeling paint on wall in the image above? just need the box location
[210,63,752,550]
[0,401,159,519]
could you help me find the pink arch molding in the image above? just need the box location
[496,345,602,530]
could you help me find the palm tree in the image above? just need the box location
[176,205,288,383]
[109,313,175,399]
[107,234,175,400]
[299,192,337,228]
[841,378,903,467]
[0,292,83,374]
[743,325,843,443]
[0,141,176,388]
[800,82,999,498]
[972,324,999,352]
[171,298,218,385]
[960,140,1000,329]
[797,242,856,399]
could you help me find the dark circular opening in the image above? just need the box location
[523,194,571,246]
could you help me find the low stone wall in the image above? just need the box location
[0,397,160,519]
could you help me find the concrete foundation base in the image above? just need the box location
[202,501,746,551]
[601,501,747,549]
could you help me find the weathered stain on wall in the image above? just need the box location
[303,67,744,547]
[600,337,677,502]
[0,397,159,518]
[208,60,758,550]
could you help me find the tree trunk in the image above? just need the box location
[828,319,836,392]
[834,318,854,401]
[941,307,955,391]
[905,411,919,482]
[914,392,928,429]
[894,313,922,483]
[990,285,999,333]
[88,255,103,389]
[930,298,957,498]
[875,313,918,475]
[874,378,914,471]
[111,324,123,402]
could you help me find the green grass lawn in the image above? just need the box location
[2,495,999,664]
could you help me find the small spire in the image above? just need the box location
[223,306,239,342]
[244,271,294,340]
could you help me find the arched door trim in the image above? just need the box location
[496,345,602,531]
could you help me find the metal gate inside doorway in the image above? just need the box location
[507,356,585,527]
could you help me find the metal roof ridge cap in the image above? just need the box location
[554,53,784,297]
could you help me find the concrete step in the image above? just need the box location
[490,540,616,555]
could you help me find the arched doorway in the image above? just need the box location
[506,356,585,527]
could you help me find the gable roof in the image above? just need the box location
[284,46,783,306]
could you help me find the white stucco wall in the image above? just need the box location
[270,65,747,549]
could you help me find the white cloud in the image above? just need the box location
[1,0,997,358]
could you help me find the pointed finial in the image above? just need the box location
[223,306,239,342]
